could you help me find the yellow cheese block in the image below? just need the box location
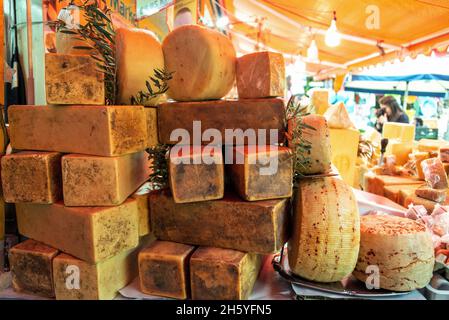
[162,25,236,101]
[418,139,449,153]
[9,239,59,298]
[62,151,151,206]
[236,51,285,99]
[53,235,153,300]
[45,53,104,105]
[16,199,139,263]
[329,128,360,187]
[410,151,430,180]
[190,247,262,300]
[1,151,62,204]
[228,146,292,201]
[386,140,413,165]
[168,146,224,203]
[144,107,159,147]
[8,105,147,156]
[138,240,196,299]
[364,174,423,197]
[382,122,415,143]
[116,28,165,106]
[131,183,152,237]
[383,184,421,207]
[310,89,329,115]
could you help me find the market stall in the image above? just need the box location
[0,0,449,303]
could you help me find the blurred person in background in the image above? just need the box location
[375,96,409,133]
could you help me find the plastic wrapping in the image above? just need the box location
[323,102,355,129]
[421,158,449,189]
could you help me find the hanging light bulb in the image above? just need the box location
[307,38,319,62]
[325,11,341,47]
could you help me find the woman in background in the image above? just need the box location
[375,96,409,133]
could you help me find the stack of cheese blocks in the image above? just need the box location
[138,25,291,300]
[2,50,156,299]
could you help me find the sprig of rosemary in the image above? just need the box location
[130,69,174,105]
[57,0,117,104]
[147,144,170,189]
[285,95,315,185]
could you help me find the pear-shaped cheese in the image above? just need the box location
[162,25,236,101]
[288,177,360,282]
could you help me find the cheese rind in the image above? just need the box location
[145,107,159,147]
[131,184,152,237]
[1,151,62,204]
[415,186,447,203]
[190,247,262,300]
[157,99,286,145]
[8,105,147,156]
[16,199,139,263]
[162,25,236,101]
[354,215,434,292]
[62,151,151,206]
[440,147,449,163]
[421,158,449,189]
[116,28,165,106]
[168,147,224,203]
[53,236,153,300]
[228,146,292,201]
[9,239,59,298]
[288,177,360,283]
[236,51,285,99]
[150,191,289,254]
[138,240,195,299]
[45,53,104,105]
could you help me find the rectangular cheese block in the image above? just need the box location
[1,151,62,204]
[169,146,224,203]
[382,122,415,143]
[383,184,420,206]
[386,140,413,165]
[236,51,285,99]
[404,194,440,212]
[45,53,104,105]
[150,190,289,254]
[421,158,449,189]
[444,163,449,176]
[190,247,262,300]
[8,105,147,157]
[0,196,4,241]
[131,183,152,237]
[9,239,59,298]
[228,146,292,201]
[418,139,449,153]
[138,240,196,299]
[415,186,447,203]
[329,128,360,187]
[409,152,430,180]
[145,107,159,147]
[157,99,285,145]
[16,199,139,263]
[53,235,153,300]
[62,151,151,206]
[440,147,449,163]
[364,174,423,197]
[311,89,329,115]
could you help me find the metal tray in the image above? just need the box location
[422,272,449,300]
[272,246,410,298]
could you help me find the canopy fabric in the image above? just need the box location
[344,55,449,97]
[220,0,449,75]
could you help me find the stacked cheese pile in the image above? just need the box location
[138,25,290,300]
[3,40,157,299]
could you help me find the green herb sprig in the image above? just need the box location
[147,144,170,189]
[130,69,174,105]
[285,95,315,185]
[57,0,117,104]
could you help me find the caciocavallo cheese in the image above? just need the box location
[162,25,236,101]
[116,28,165,106]
[288,177,360,282]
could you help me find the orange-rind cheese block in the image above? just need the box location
[421,158,449,189]
[415,185,447,203]
[236,51,285,99]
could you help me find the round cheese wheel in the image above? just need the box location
[353,215,434,292]
[116,28,165,106]
[288,177,360,282]
[162,25,236,101]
